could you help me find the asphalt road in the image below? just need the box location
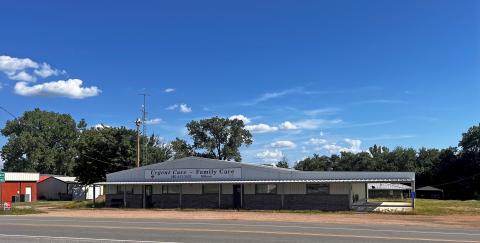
[0,216,478,243]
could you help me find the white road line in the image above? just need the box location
[0,233,181,243]
[2,217,480,237]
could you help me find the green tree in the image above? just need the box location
[1,108,79,175]
[174,117,253,161]
[171,138,195,159]
[145,134,173,165]
[276,156,289,168]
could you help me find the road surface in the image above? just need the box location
[0,216,478,242]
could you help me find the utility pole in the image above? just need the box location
[135,118,142,168]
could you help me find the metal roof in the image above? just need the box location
[416,186,443,192]
[3,172,40,182]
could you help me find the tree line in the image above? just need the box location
[1,108,479,199]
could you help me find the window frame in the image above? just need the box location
[162,185,181,194]
[202,184,220,194]
[306,183,329,195]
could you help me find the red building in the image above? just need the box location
[0,172,40,203]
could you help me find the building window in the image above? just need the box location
[203,184,219,194]
[306,184,329,194]
[117,185,124,194]
[162,185,180,194]
[255,184,277,194]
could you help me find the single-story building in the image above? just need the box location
[416,186,443,199]
[368,183,412,199]
[0,172,40,203]
[96,157,415,210]
[38,175,104,201]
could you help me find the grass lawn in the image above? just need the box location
[414,199,480,215]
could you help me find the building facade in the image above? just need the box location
[0,172,39,203]
[98,157,415,210]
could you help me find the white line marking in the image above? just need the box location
[2,217,479,237]
[0,233,181,243]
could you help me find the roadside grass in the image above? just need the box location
[414,199,480,215]
[0,206,44,215]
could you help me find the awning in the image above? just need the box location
[95,178,414,185]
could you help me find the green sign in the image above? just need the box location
[0,172,5,182]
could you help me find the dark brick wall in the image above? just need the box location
[243,194,282,210]
[152,194,180,208]
[284,194,349,211]
[182,194,219,208]
[107,193,350,211]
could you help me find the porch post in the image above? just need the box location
[281,183,285,209]
[142,185,146,209]
[179,185,183,209]
[218,184,221,209]
[123,184,127,208]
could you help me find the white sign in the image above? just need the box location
[145,168,241,180]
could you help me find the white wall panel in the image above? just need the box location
[330,183,349,195]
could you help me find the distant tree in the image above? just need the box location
[175,117,253,161]
[74,127,173,184]
[1,108,79,175]
[171,138,195,159]
[276,156,289,168]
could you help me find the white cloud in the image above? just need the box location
[306,138,327,145]
[279,121,298,130]
[321,138,362,154]
[166,104,179,110]
[0,55,38,74]
[304,107,339,116]
[271,140,296,149]
[164,88,175,93]
[14,79,101,99]
[245,123,278,133]
[179,104,192,113]
[34,63,64,78]
[279,119,342,130]
[256,149,284,162]
[9,71,36,82]
[93,124,111,129]
[145,118,162,125]
[229,114,251,124]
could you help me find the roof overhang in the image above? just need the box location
[95,178,414,185]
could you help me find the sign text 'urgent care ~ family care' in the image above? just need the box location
[145,168,242,180]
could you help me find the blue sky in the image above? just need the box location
[0,1,479,165]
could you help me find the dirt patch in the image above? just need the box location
[29,208,480,229]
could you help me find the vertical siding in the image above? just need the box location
[152,185,162,194]
[133,185,142,194]
[351,183,367,201]
[244,184,255,194]
[0,182,37,202]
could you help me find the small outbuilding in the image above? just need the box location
[416,186,444,199]
[97,157,415,210]
[0,172,39,203]
[38,175,104,201]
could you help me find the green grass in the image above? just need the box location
[414,199,480,215]
[0,207,44,215]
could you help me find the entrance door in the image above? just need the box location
[25,187,32,202]
[233,184,242,209]
[145,185,153,208]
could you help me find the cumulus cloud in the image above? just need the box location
[256,149,284,162]
[306,138,327,145]
[166,104,179,110]
[321,138,362,154]
[0,55,99,99]
[14,79,101,99]
[245,123,278,133]
[164,88,175,93]
[179,104,192,113]
[279,119,342,130]
[145,118,162,125]
[279,121,298,130]
[271,140,296,149]
[93,124,111,129]
[229,114,251,124]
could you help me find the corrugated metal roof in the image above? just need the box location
[368,183,412,190]
[4,172,40,182]
[417,186,443,191]
[105,157,415,183]
[96,178,413,185]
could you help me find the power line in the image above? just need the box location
[431,172,480,187]
[0,106,17,119]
